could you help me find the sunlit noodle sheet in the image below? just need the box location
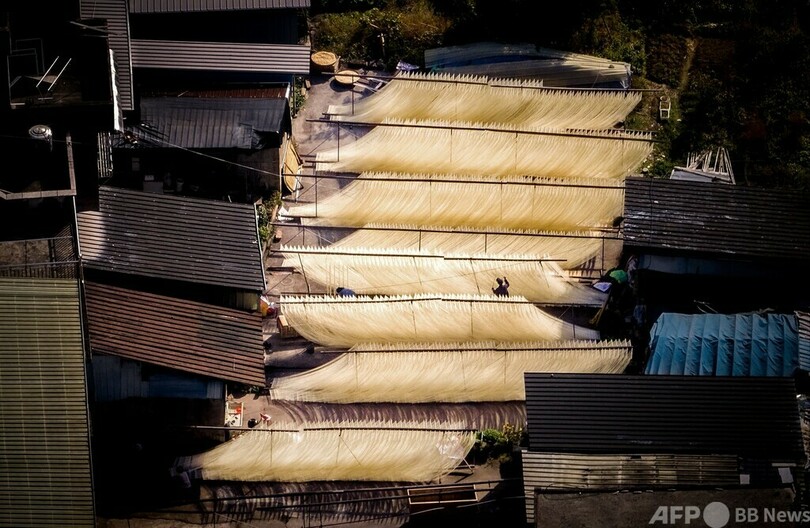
[270,340,632,403]
[314,120,653,179]
[176,420,476,482]
[279,293,600,348]
[327,71,642,130]
[287,173,624,232]
[280,246,606,305]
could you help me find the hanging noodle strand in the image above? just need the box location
[326,71,642,130]
[279,293,600,348]
[270,339,632,403]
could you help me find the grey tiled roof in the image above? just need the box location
[78,186,265,291]
[623,176,810,260]
[136,96,287,149]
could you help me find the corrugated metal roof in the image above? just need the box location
[0,278,95,527]
[522,451,739,523]
[77,186,265,291]
[137,96,286,149]
[623,176,810,261]
[130,39,311,74]
[798,311,810,371]
[645,312,799,376]
[141,86,289,99]
[84,281,266,386]
[524,373,803,459]
[130,0,310,12]
[80,0,134,112]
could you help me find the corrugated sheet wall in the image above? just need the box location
[798,311,810,371]
[521,451,740,524]
[91,354,224,401]
[80,0,134,111]
[0,278,94,527]
[130,39,311,74]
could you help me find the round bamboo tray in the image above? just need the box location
[334,70,359,86]
[311,51,338,72]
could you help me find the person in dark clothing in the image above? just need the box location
[336,287,356,296]
[492,277,510,297]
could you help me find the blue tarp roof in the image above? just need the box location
[645,312,799,376]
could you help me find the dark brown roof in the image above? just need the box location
[622,176,810,261]
[84,281,266,386]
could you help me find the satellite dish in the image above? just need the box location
[29,125,53,151]
[29,125,53,141]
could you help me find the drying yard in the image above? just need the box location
[200,66,651,526]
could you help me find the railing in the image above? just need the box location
[0,236,77,279]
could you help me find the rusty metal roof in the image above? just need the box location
[77,186,265,291]
[84,281,266,386]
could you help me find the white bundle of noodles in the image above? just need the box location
[279,294,599,348]
[314,119,653,179]
[270,339,632,403]
[175,420,476,482]
[329,225,608,270]
[286,173,624,231]
[280,246,606,305]
[327,71,642,130]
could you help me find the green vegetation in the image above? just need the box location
[469,423,526,466]
[312,1,447,69]
[257,191,282,247]
[307,0,810,188]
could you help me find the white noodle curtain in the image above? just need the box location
[279,294,600,348]
[280,246,606,305]
[327,71,642,130]
[315,120,653,179]
[176,421,476,482]
[330,225,606,270]
[270,340,632,403]
[287,173,624,231]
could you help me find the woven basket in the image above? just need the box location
[311,51,339,73]
[334,70,359,86]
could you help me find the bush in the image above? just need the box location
[312,1,448,68]
[469,423,526,465]
[646,34,689,87]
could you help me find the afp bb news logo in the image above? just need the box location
[649,502,810,526]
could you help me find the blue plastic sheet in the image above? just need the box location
[645,312,799,376]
